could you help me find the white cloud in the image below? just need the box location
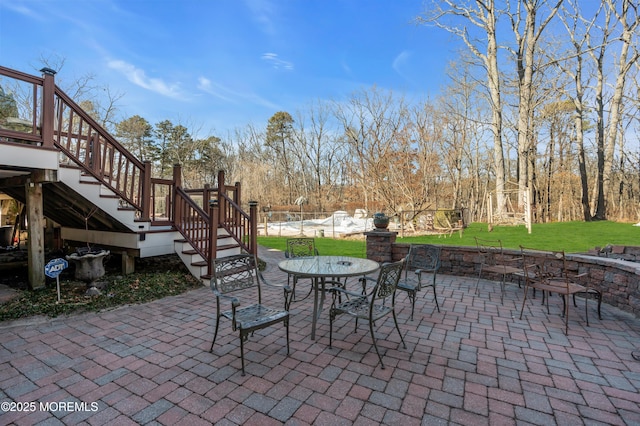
[392,50,411,74]
[244,0,277,36]
[107,60,186,100]
[1,3,43,21]
[197,77,236,103]
[341,60,352,75]
[197,76,279,110]
[261,53,294,71]
[392,50,415,85]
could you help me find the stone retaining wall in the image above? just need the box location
[366,231,640,318]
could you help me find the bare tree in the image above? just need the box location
[506,0,564,211]
[592,0,639,219]
[555,0,602,221]
[333,87,407,213]
[418,0,508,218]
[291,100,341,211]
[391,101,441,217]
[229,124,282,206]
[439,60,489,220]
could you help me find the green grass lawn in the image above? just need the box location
[258,236,369,258]
[258,221,640,256]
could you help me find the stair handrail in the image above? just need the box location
[52,84,150,219]
[175,183,257,277]
[174,186,210,261]
[0,66,151,220]
[215,192,257,255]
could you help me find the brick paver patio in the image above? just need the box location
[1,246,640,425]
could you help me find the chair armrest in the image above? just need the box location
[258,270,292,293]
[358,275,377,294]
[329,286,365,299]
[258,272,293,308]
[414,268,436,278]
[496,255,522,264]
[213,288,240,307]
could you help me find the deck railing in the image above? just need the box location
[54,85,150,215]
[0,65,257,268]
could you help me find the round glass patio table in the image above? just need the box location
[278,256,380,340]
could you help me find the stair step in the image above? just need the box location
[217,243,240,251]
[174,234,238,245]
[59,163,82,170]
[192,261,207,267]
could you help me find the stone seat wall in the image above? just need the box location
[365,231,640,318]
[591,245,640,262]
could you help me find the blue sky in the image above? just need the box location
[0,0,459,137]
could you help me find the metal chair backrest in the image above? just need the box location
[404,244,441,278]
[211,254,262,301]
[520,246,568,287]
[475,237,505,266]
[550,250,570,284]
[285,238,318,258]
[372,259,405,302]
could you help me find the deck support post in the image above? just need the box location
[26,179,45,290]
[121,252,135,275]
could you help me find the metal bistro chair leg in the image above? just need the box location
[369,320,384,369]
[209,315,221,352]
[431,274,441,313]
[392,309,407,350]
[291,276,313,302]
[475,265,483,296]
[240,330,246,376]
[431,289,441,313]
[519,285,530,320]
[408,289,416,321]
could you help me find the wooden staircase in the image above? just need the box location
[0,65,257,287]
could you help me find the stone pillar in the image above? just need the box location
[364,230,397,263]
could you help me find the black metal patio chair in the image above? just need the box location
[209,253,292,375]
[519,247,602,334]
[328,259,406,369]
[397,244,441,320]
[284,237,318,301]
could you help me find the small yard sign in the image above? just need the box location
[45,258,68,302]
[45,258,68,278]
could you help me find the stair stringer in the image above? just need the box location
[58,167,147,231]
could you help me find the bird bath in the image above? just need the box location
[66,250,110,294]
